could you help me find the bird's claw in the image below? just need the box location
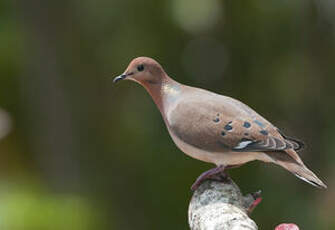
[191,167,228,191]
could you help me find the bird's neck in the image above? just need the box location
[142,76,182,115]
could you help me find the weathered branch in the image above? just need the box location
[188,174,259,230]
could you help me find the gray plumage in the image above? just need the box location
[114,57,327,189]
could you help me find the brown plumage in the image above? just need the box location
[114,57,327,189]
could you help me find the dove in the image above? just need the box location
[113,57,327,190]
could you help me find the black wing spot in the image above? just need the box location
[243,121,251,128]
[224,124,233,131]
[221,131,226,136]
[260,130,268,136]
[213,118,220,123]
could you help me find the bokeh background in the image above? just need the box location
[1,0,335,229]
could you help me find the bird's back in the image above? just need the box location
[166,85,279,153]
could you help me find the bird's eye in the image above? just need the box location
[137,64,144,72]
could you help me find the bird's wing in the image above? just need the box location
[167,93,299,155]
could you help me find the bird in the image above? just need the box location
[113,57,327,190]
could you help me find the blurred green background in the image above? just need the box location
[0,0,334,229]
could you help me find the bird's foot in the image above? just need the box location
[243,190,262,215]
[191,165,227,191]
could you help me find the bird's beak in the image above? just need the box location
[113,74,127,83]
[113,72,134,83]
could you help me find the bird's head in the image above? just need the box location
[113,57,166,86]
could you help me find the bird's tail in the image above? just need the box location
[275,159,327,189]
